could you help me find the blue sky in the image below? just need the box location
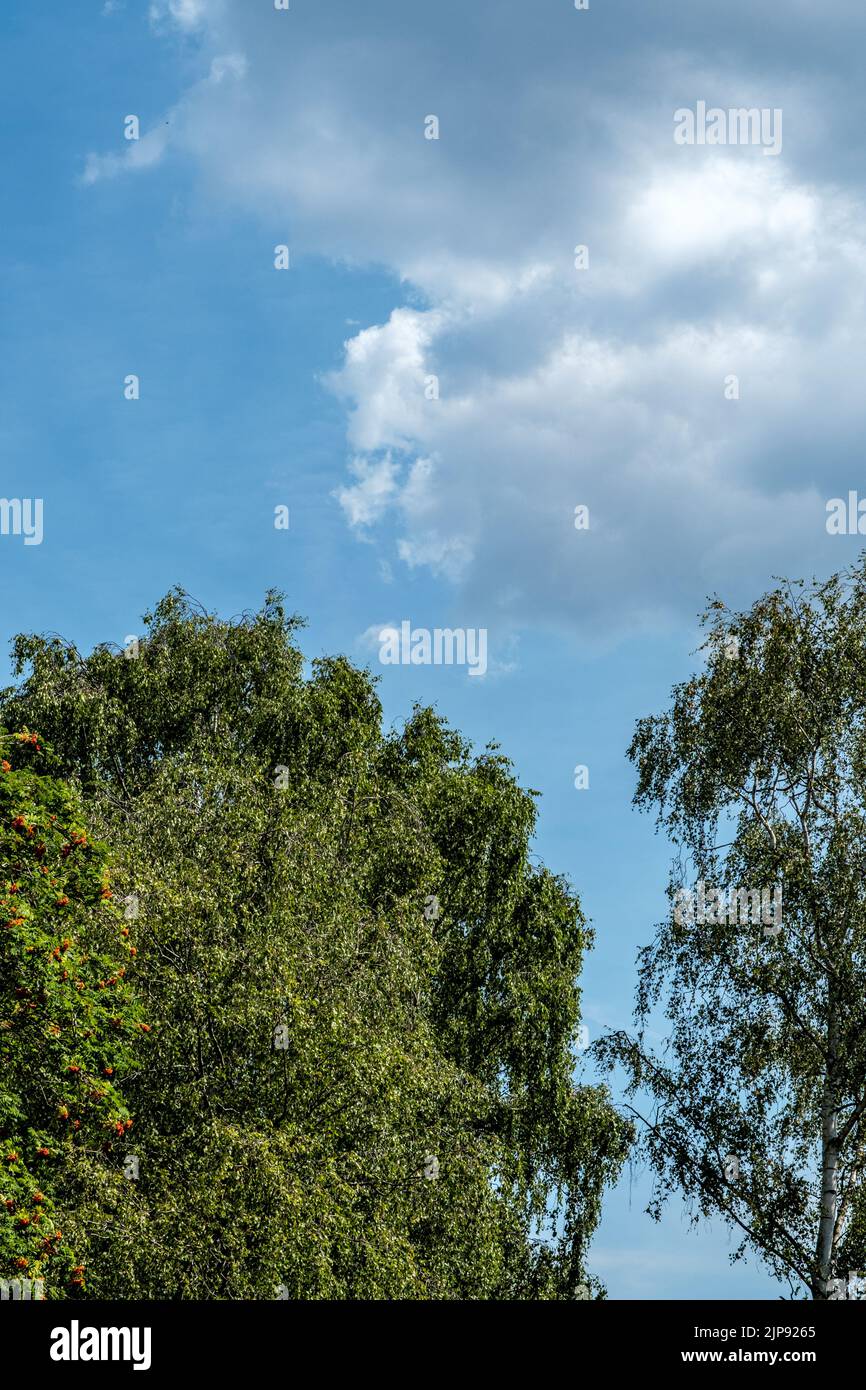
[3,0,866,1297]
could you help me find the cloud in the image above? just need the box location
[81,125,172,184]
[149,0,213,32]
[84,0,866,637]
[356,622,397,657]
[326,146,866,632]
[326,309,446,454]
[333,455,401,530]
[80,49,245,185]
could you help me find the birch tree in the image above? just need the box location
[2,589,629,1299]
[597,562,866,1299]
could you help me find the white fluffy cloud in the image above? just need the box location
[83,0,866,636]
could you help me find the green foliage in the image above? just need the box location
[0,730,145,1297]
[0,589,629,1299]
[597,560,866,1299]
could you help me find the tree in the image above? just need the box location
[0,729,146,1299]
[597,561,866,1299]
[1,589,629,1299]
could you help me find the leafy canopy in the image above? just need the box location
[1,589,629,1299]
[0,730,144,1298]
[597,561,866,1299]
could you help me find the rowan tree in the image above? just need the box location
[0,729,146,1298]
